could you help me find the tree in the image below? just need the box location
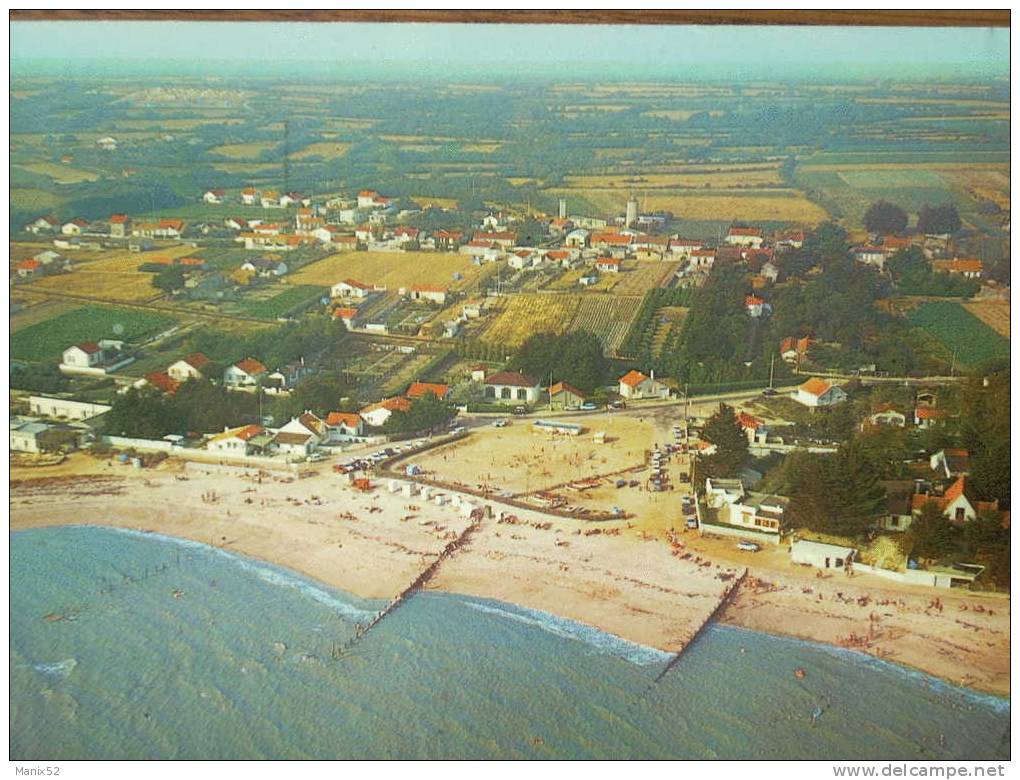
[916,203,961,236]
[515,330,608,394]
[864,200,908,235]
[153,265,186,293]
[382,393,455,435]
[907,500,959,562]
[696,403,748,480]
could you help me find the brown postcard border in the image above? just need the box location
[7,9,1012,27]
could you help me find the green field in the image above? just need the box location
[10,306,176,362]
[908,302,1009,367]
[235,285,327,319]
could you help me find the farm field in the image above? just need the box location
[563,167,783,189]
[233,285,327,319]
[963,300,1010,338]
[908,301,1009,366]
[10,305,176,362]
[288,250,490,292]
[17,162,100,183]
[411,415,656,495]
[600,261,680,297]
[551,188,828,225]
[480,293,638,351]
[291,142,351,160]
[23,270,161,303]
[210,142,278,158]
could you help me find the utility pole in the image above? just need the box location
[950,348,957,378]
[769,353,775,390]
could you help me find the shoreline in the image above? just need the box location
[9,463,1010,698]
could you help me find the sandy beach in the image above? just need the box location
[10,454,1010,698]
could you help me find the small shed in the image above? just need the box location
[790,540,857,570]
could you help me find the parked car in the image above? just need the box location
[737,540,761,552]
[580,402,598,411]
[762,388,778,397]
[512,406,527,416]
[685,518,699,530]
[493,419,509,428]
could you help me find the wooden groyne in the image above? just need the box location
[335,515,483,656]
[649,567,749,687]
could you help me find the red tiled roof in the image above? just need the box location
[799,377,832,397]
[485,371,539,388]
[915,407,942,420]
[109,213,129,223]
[76,342,102,354]
[17,259,41,270]
[234,357,267,375]
[728,226,763,237]
[144,371,180,394]
[548,381,586,398]
[619,369,649,388]
[326,412,362,428]
[333,307,359,320]
[406,381,450,400]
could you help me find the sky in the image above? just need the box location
[9,21,1010,81]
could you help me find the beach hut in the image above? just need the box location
[434,494,447,507]
[790,540,856,570]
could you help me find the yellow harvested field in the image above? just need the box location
[210,142,277,158]
[288,250,488,292]
[564,168,783,189]
[642,110,698,121]
[413,195,459,208]
[481,295,577,348]
[25,270,160,303]
[554,189,828,224]
[412,415,655,495]
[291,142,350,160]
[508,177,542,186]
[800,162,1008,173]
[601,261,680,297]
[461,143,502,153]
[18,162,99,184]
[213,163,282,174]
[964,301,1010,338]
[117,118,244,129]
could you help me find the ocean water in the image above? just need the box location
[10,526,1010,760]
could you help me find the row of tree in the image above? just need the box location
[864,200,962,236]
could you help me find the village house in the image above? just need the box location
[357,190,388,209]
[97,136,118,151]
[28,396,111,421]
[360,397,412,427]
[591,233,632,257]
[108,213,130,237]
[241,187,259,205]
[241,257,288,278]
[483,371,542,404]
[9,418,75,454]
[280,192,311,208]
[473,231,516,249]
[274,412,328,456]
[61,218,90,235]
[725,226,764,249]
[331,234,360,252]
[405,382,450,401]
[790,539,856,571]
[25,215,60,234]
[669,238,703,259]
[331,279,376,299]
[853,245,888,270]
[882,235,913,253]
[223,357,268,388]
[140,371,181,395]
[265,361,315,393]
[617,369,669,400]
[932,258,984,279]
[393,226,420,245]
[775,229,806,250]
[703,477,788,538]
[914,406,943,429]
[779,336,814,363]
[564,228,590,248]
[433,230,464,250]
[866,403,907,428]
[332,306,360,329]
[793,377,848,408]
[167,352,211,382]
[760,261,780,283]
[325,411,365,440]
[736,411,769,445]
[596,257,621,274]
[206,424,269,456]
[61,342,106,369]
[133,219,184,240]
[930,448,970,479]
[688,248,716,272]
[16,259,42,278]
[744,295,770,318]
[547,381,587,410]
[408,285,448,305]
[911,476,999,524]
[203,189,226,204]
[260,191,282,209]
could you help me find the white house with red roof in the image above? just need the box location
[618,369,669,400]
[483,371,541,403]
[596,257,621,273]
[360,397,412,427]
[167,352,211,382]
[794,377,847,408]
[61,218,90,235]
[725,226,764,248]
[408,285,447,305]
[406,381,450,401]
[25,215,60,234]
[203,189,226,204]
[62,342,106,369]
[241,187,259,205]
[689,248,717,272]
[331,278,375,299]
[206,424,268,455]
[325,411,365,439]
[223,357,268,388]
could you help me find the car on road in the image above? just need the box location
[762,388,778,397]
[493,419,509,428]
[512,406,528,416]
[737,540,762,552]
[579,402,598,411]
